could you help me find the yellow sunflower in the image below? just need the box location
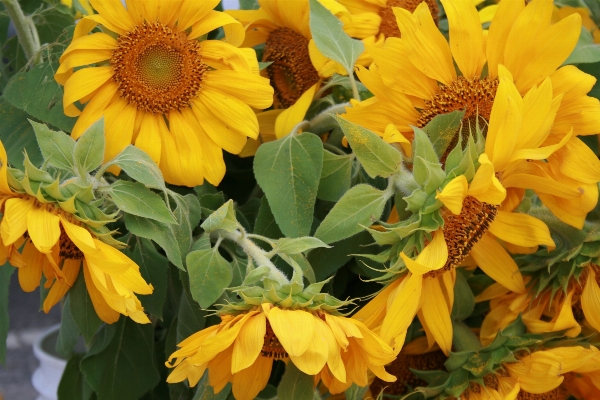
[166,303,396,399]
[554,6,600,44]
[354,68,569,355]
[55,0,273,187]
[339,0,439,40]
[226,0,360,109]
[344,0,600,228]
[0,141,152,324]
[480,264,600,345]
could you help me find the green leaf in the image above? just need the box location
[563,27,600,65]
[125,214,184,269]
[74,118,105,174]
[412,128,445,193]
[317,150,353,201]
[56,297,81,358]
[69,273,102,344]
[200,200,240,233]
[57,354,88,400]
[277,363,314,400]
[108,181,176,224]
[30,119,75,171]
[308,0,364,74]
[315,184,389,244]
[187,249,233,309]
[345,384,369,400]
[0,263,15,364]
[106,145,166,190]
[335,116,402,178]
[254,196,284,239]
[254,132,323,238]
[130,239,168,320]
[3,60,77,132]
[451,270,475,322]
[170,193,202,267]
[177,288,207,343]
[193,371,231,400]
[274,237,330,254]
[309,231,373,280]
[80,318,160,400]
[422,110,464,159]
[0,97,43,167]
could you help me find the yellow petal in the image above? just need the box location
[275,83,319,139]
[392,4,456,85]
[470,233,526,293]
[135,112,163,165]
[26,206,61,254]
[267,308,315,357]
[488,211,555,248]
[582,269,600,332]
[63,66,114,117]
[350,280,399,330]
[555,137,600,184]
[486,0,525,78]
[468,154,506,205]
[177,0,220,31]
[436,175,468,215]
[71,82,119,140]
[383,124,411,157]
[189,11,245,47]
[1,197,35,246]
[421,276,453,355]
[379,273,422,346]
[203,70,273,110]
[83,261,120,324]
[402,230,448,275]
[231,356,272,400]
[0,140,13,195]
[200,40,255,73]
[89,0,135,32]
[19,241,44,292]
[191,97,249,154]
[289,315,330,375]
[43,258,80,313]
[60,216,97,253]
[441,0,485,78]
[102,97,137,166]
[505,351,564,394]
[231,312,266,374]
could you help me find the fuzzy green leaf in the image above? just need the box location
[107,145,166,190]
[254,132,323,238]
[187,249,233,309]
[124,214,184,269]
[108,181,175,224]
[315,184,388,244]
[30,120,75,171]
[274,237,330,254]
[309,0,364,74]
[69,273,102,344]
[0,264,14,364]
[422,110,464,159]
[74,118,105,174]
[317,150,353,201]
[55,297,81,359]
[130,239,168,320]
[201,200,239,233]
[277,363,314,400]
[563,27,600,65]
[335,116,402,178]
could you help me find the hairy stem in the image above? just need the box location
[216,229,289,285]
[1,0,41,64]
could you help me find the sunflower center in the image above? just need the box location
[261,321,288,359]
[111,21,207,114]
[59,228,84,260]
[262,27,320,109]
[515,388,568,400]
[370,351,446,395]
[418,77,499,164]
[378,0,439,38]
[426,196,498,279]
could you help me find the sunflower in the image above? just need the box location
[226,0,359,109]
[0,141,152,324]
[554,6,600,44]
[338,0,439,40]
[480,264,600,346]
[462,347,600,400]
[344,0,600,228]
[55,0,273,187]
[166,303,396,399]
[354,68,568,355]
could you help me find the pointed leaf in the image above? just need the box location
[187,249,233,308]
[74,118,105,174]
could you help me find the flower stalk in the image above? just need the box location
[1,0,41,64]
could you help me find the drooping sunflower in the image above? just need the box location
[226,0,357,109]
[55,0,273,187]
[0,142,152,324]
[339,0,439,40]
[354,67,568,355]
[166,303,396,399]
[344,0,600,228]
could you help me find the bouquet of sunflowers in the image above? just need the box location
[2,0,600,398]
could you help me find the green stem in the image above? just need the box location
[216,229,290,285]
[323,142,347,156]
[347,71,361,101]
[1,0,41,64]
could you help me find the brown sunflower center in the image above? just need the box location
[426,196,498,279]
[111,21,207,114]
[418,76,499,164]
[378,0,439,38]
[516,387,569,400]
[59,228,84,260]
[261,321,288,359]
[262,27,320,109]
[370,351,446,396]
